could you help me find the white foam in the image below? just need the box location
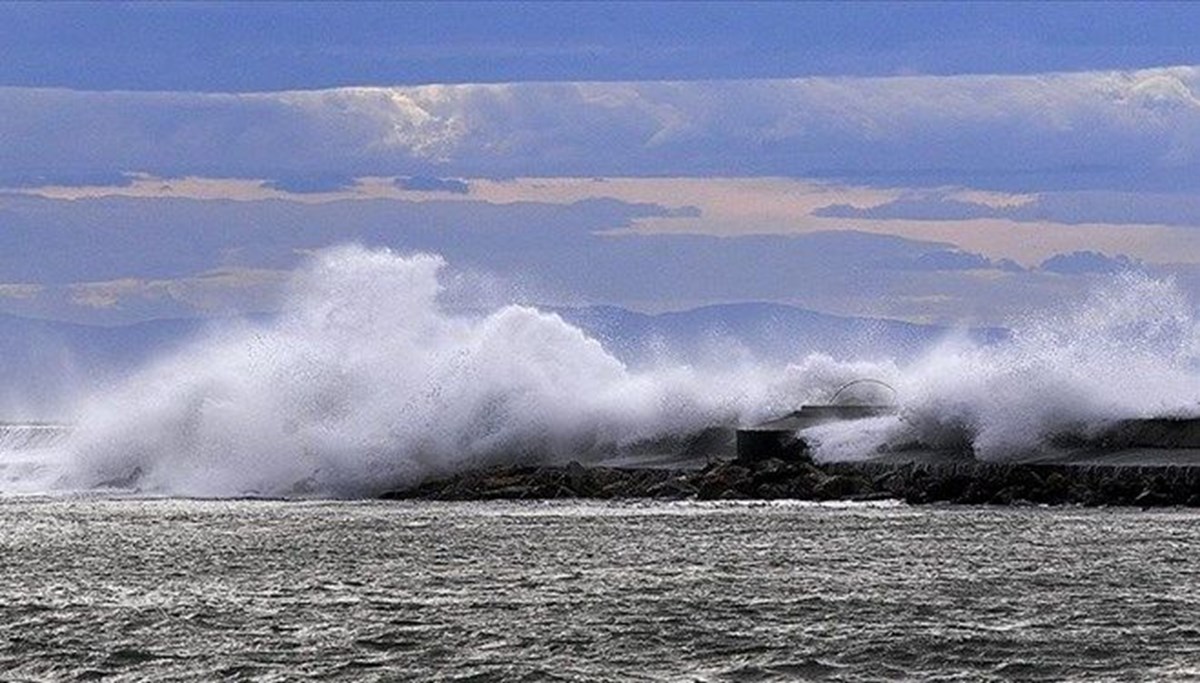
[13,247,875,497]
[7,248,1198,497]
[807,273,1200,462]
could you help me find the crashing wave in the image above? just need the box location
[3,247,1198,498]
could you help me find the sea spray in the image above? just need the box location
[4,247,1199,497]
[805,273,1200,462]
[12,247,867,497]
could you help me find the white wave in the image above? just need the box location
[6,247,1198,497]
[806,273,1200,462]
[11,246,873,497]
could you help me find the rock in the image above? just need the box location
[989,486,1026,506]
[813,474,871,501]
[952,480,991,505]
[750,457,801,488]
[786,474,818,499]
[598,481,630,498]
[377,456,1200,509]
[1134,487,1174,509]
[849,490,897,502]
[754,482,791,499]
[646,476,697,499]
[596,467,642,497]
[564,461,590,494]
[696,463,752,500]
[481,485,536,500]
[923,472,975,503]
[1040,471,1072,504]
[1098,473,1140,505]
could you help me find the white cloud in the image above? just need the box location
[0,284,43,300]
[3,66,1200,186]
[64,270,287,315]
[1039,251,1142,275]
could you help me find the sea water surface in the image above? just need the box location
[1,498,1199,682]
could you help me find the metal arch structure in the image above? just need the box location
[829,378,897,406]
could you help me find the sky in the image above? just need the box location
[7,2,1200,89]
[3,1,1200,327]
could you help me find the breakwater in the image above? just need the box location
[382,455,1200,508]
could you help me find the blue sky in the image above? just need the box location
[6,2,1200,90]
[2,2,1200,327]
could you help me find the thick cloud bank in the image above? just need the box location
[4,66,1200,186]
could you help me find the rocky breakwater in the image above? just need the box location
[382,456,1200,508]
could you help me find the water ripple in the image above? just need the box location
[0,499,1197,680]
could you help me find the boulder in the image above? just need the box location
[647,477,699,499]
[695,463,752,500]
[813,474,872,501]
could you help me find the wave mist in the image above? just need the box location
[3,246,1199,498]
[806,274,1200,462]
[14,247,867,496]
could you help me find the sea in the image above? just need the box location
[2,497,1198,682]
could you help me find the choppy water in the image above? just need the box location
[2,499,1199,682]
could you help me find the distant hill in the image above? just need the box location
[0,313,199,416]
[553,303,1005,365]
[0,313,201,368]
